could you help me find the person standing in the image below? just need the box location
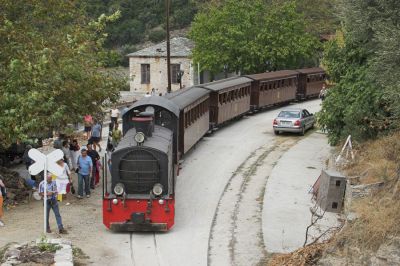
[87,144,100,189]
[0,177,6,227]
[77,148,92,198]
[61,140,71,168]
[110,106,120,131]
[319,84,327,101]
[69,139,80,171]
[111,123,122,148]
[90,120,102,152]
[84,114,93,140]
[55,160,72,202]
[39,173,67,234]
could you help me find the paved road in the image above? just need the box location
[0,99,328,266]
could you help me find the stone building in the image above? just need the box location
[127,37,196,97]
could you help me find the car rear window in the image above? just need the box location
[278,111,300,118]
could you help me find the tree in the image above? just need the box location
[189,0,319,75]
[0,0,125,146]
[318,0,398,145]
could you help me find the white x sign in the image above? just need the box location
[28,148,64,176]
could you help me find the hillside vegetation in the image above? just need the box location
[81,0,339,67]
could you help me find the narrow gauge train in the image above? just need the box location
[102,67,325,232]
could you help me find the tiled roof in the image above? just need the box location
[127,37,194,58]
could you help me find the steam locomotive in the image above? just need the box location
[102,67,325,231]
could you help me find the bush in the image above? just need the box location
[148,29,166,43]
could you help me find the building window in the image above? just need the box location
[171,64,180,84]
[141,64,150,84]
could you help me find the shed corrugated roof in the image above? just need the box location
[164,87,209,109]
[127,37,194,58]
[246,70,299,81]
[199,77,253,92]
[296,67,325,74]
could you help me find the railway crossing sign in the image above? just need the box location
[28,148,64,234]
[28,149,64,176]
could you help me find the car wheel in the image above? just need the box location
[274,130,279,135]
[311,123,315,129]
[300,127,305,136]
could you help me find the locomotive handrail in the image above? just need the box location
[102,155,105,199]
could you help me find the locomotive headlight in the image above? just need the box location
[112,199,118,205]
[134,132,145,143]
[158,199,164,205]
[152,183,163,196]
[114,183,125,196]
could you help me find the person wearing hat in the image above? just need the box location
[39,173,67,234]
[77,147,92,198]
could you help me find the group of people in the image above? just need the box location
[0,107,125,232]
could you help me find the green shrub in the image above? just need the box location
[148,29,166,43]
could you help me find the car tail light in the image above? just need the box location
[294,120,300,126]
[273,119,278,125]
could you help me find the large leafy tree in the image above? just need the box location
[318,0,398,145]
[0,0,125,146]
[189,0,319,75]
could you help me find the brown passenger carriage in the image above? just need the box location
[165,87,210,157]
[246,70,299,110]
[296,67,326,99]
[199,77,252,127]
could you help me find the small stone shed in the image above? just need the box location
[316,169,347,213]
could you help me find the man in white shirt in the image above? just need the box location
[110,107,120,131]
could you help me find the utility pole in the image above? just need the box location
[166,0,172,93]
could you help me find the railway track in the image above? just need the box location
[207,137,300,266]
[129,232,164,266]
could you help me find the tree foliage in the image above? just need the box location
[189,0,319,75]
[82,0,200,48]
[0,0,125,146]
[318,0,398,145]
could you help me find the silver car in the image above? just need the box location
[273,108,315,135]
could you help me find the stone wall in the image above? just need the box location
[129,56,194,96]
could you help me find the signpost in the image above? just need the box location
[28,149,64,234]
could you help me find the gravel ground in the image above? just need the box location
[0,99,333,266]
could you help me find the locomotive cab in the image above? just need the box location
[103,103,178,231]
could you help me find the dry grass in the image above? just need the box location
[267,242,329,266]
[334,185,400,252]
[342,132,400,184]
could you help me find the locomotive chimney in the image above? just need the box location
[132,107,155,137]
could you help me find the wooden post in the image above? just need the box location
[166,0,172,93]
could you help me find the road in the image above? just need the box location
[0,99,327,266]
